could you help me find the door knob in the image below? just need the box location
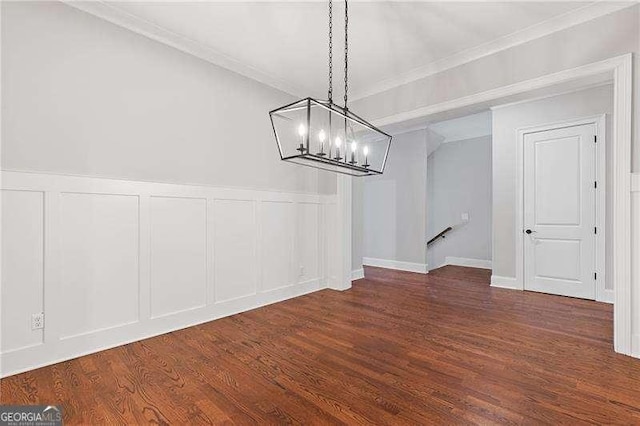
[525,229,533,234]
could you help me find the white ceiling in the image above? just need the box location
[74,1,631,100]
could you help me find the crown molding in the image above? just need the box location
[61,0,307,98]
[63,1,635,103]
[350,1,636,101]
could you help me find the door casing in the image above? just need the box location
[516,115,607,302]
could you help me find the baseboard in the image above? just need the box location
[490,275,521,290]
[632,334,640,358]
[362,257,428,274]
[444,256,492,270]
[351,268,365,281]
[632,173,640,192]
[491,276,614,303]
[599,288,614,304]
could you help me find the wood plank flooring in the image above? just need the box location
[2,265,640,424]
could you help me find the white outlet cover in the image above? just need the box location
[31,313,44,330]
[461,212,470,222]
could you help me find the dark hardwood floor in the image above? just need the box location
[2,265,640,424]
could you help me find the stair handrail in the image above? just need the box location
[427,226,453,246]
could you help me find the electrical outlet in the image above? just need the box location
[31,312,44,330]
[299,266,305,277]
[461,212,470,222]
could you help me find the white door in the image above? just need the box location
[523,123,596,299]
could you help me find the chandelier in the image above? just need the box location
[269,0,392,176]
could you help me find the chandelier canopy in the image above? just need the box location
[269,0,392,177]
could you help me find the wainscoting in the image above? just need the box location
[1,171,336,377]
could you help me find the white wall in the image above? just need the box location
[427,136,492,270]
[491,84,613,289]
[0,1,339,376]
[1,1,336,194]
[357,129,429,272]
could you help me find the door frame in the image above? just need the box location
[342,53,632,355]
[516,115,607,302]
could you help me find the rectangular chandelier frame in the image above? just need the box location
[269,97,393,177]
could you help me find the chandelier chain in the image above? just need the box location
[327,0,333,102]
[344,0,348,109]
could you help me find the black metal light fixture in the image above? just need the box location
[269,0,392,177]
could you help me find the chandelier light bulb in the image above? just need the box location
[318,129,326,142]
[363,146,369,156]
[334,136,342,148]
[297,123,307,137]
[351,141,357,152]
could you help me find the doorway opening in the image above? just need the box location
[426,111,493,273]
[349,54,631,355]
